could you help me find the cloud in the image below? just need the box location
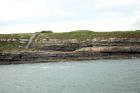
[0,0,44,21]
[0,0,140,33]
[133,18,140,29]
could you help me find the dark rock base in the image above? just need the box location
[0,52,140,65]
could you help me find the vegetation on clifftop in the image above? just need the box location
[37,30,140,40]
[1,30,140,41]
[0,33,32,39]
[0,33,32,51]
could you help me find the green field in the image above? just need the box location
[37,30,140,40]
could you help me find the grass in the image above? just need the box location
[1,30,140,41]
[37,30,140,41]
[0,42,27,52]
[0,33,32,39]
[0,33,32,51]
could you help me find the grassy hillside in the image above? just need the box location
[37,30,140,40]
[1,30,140,41]
[0,33,32,51]
[0,33,32,39]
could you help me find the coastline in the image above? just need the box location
[0,30,140,64]
[0,50,140,65]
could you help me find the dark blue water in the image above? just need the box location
[0,59,140,93]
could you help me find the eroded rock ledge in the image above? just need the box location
[0,46,140,64]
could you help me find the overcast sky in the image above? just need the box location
[0,0,140,33]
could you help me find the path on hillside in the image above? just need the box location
[25,32,39,49]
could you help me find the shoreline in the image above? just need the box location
[0,51,140,65]
[0,30,140,64]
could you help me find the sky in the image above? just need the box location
[0,0,140,34]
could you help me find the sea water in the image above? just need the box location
[0,59,140,93]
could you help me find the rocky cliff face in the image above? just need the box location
[0,49,140,64]
[0,31,140,64]
[32,38,140,51]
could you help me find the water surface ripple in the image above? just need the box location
[0,59,140,93]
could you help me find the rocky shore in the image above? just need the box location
[0,30,140,64]
[0,46,140,65]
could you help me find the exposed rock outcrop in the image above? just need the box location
[75,46,140,53]
[33,38,140,51]
[0,31,140,64]
[0,46,140,64]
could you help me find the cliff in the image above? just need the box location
[0,30,140,64]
